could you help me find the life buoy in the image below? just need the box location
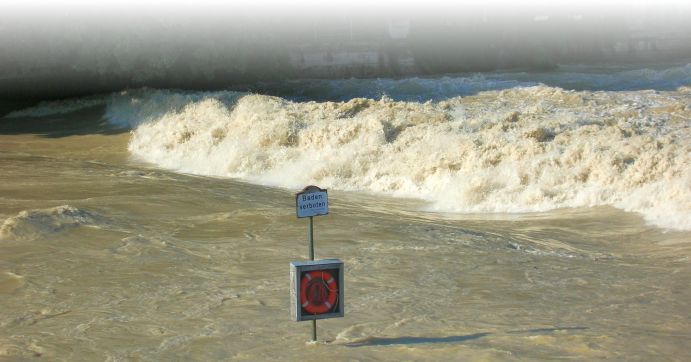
[300,270,338,314]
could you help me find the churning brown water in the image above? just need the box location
[1,73,690,360]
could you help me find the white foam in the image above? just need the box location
[102,83,691,231]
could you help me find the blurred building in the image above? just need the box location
[1,3,690,100]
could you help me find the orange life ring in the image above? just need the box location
[300,270,338,314]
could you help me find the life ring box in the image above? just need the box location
[290,259,344,321]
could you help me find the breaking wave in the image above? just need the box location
[5,65,689,230]
[103,82,691,231]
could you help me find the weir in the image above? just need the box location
[1,3,690,102]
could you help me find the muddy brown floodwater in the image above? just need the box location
[1,103,690,361]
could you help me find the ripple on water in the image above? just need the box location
[0,205,107,242]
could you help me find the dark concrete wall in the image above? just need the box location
[1,3,690,102]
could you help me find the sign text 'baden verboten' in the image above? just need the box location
[295,186,328,218]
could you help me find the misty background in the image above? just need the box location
[1,1,691,103]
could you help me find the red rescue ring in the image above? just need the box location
[300,270,338,314]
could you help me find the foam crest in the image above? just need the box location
[0,205,105,241]
[107,86,690,230]
[104,88,245,128]
[257,63,691,102]
[502,63,691,93]
[7,64,688,119]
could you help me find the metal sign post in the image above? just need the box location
[291,185,343,343]
[309,216,314,261]
[308,215,315,341]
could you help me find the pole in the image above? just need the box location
[308,216,314,261]
[308,216,316,341]
[311,320,317,342]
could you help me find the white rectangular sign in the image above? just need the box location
[296,186,328,218]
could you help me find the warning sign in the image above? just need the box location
[290,259,344,321]
[296,185,328,218]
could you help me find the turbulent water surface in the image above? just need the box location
[1,66,690,360]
